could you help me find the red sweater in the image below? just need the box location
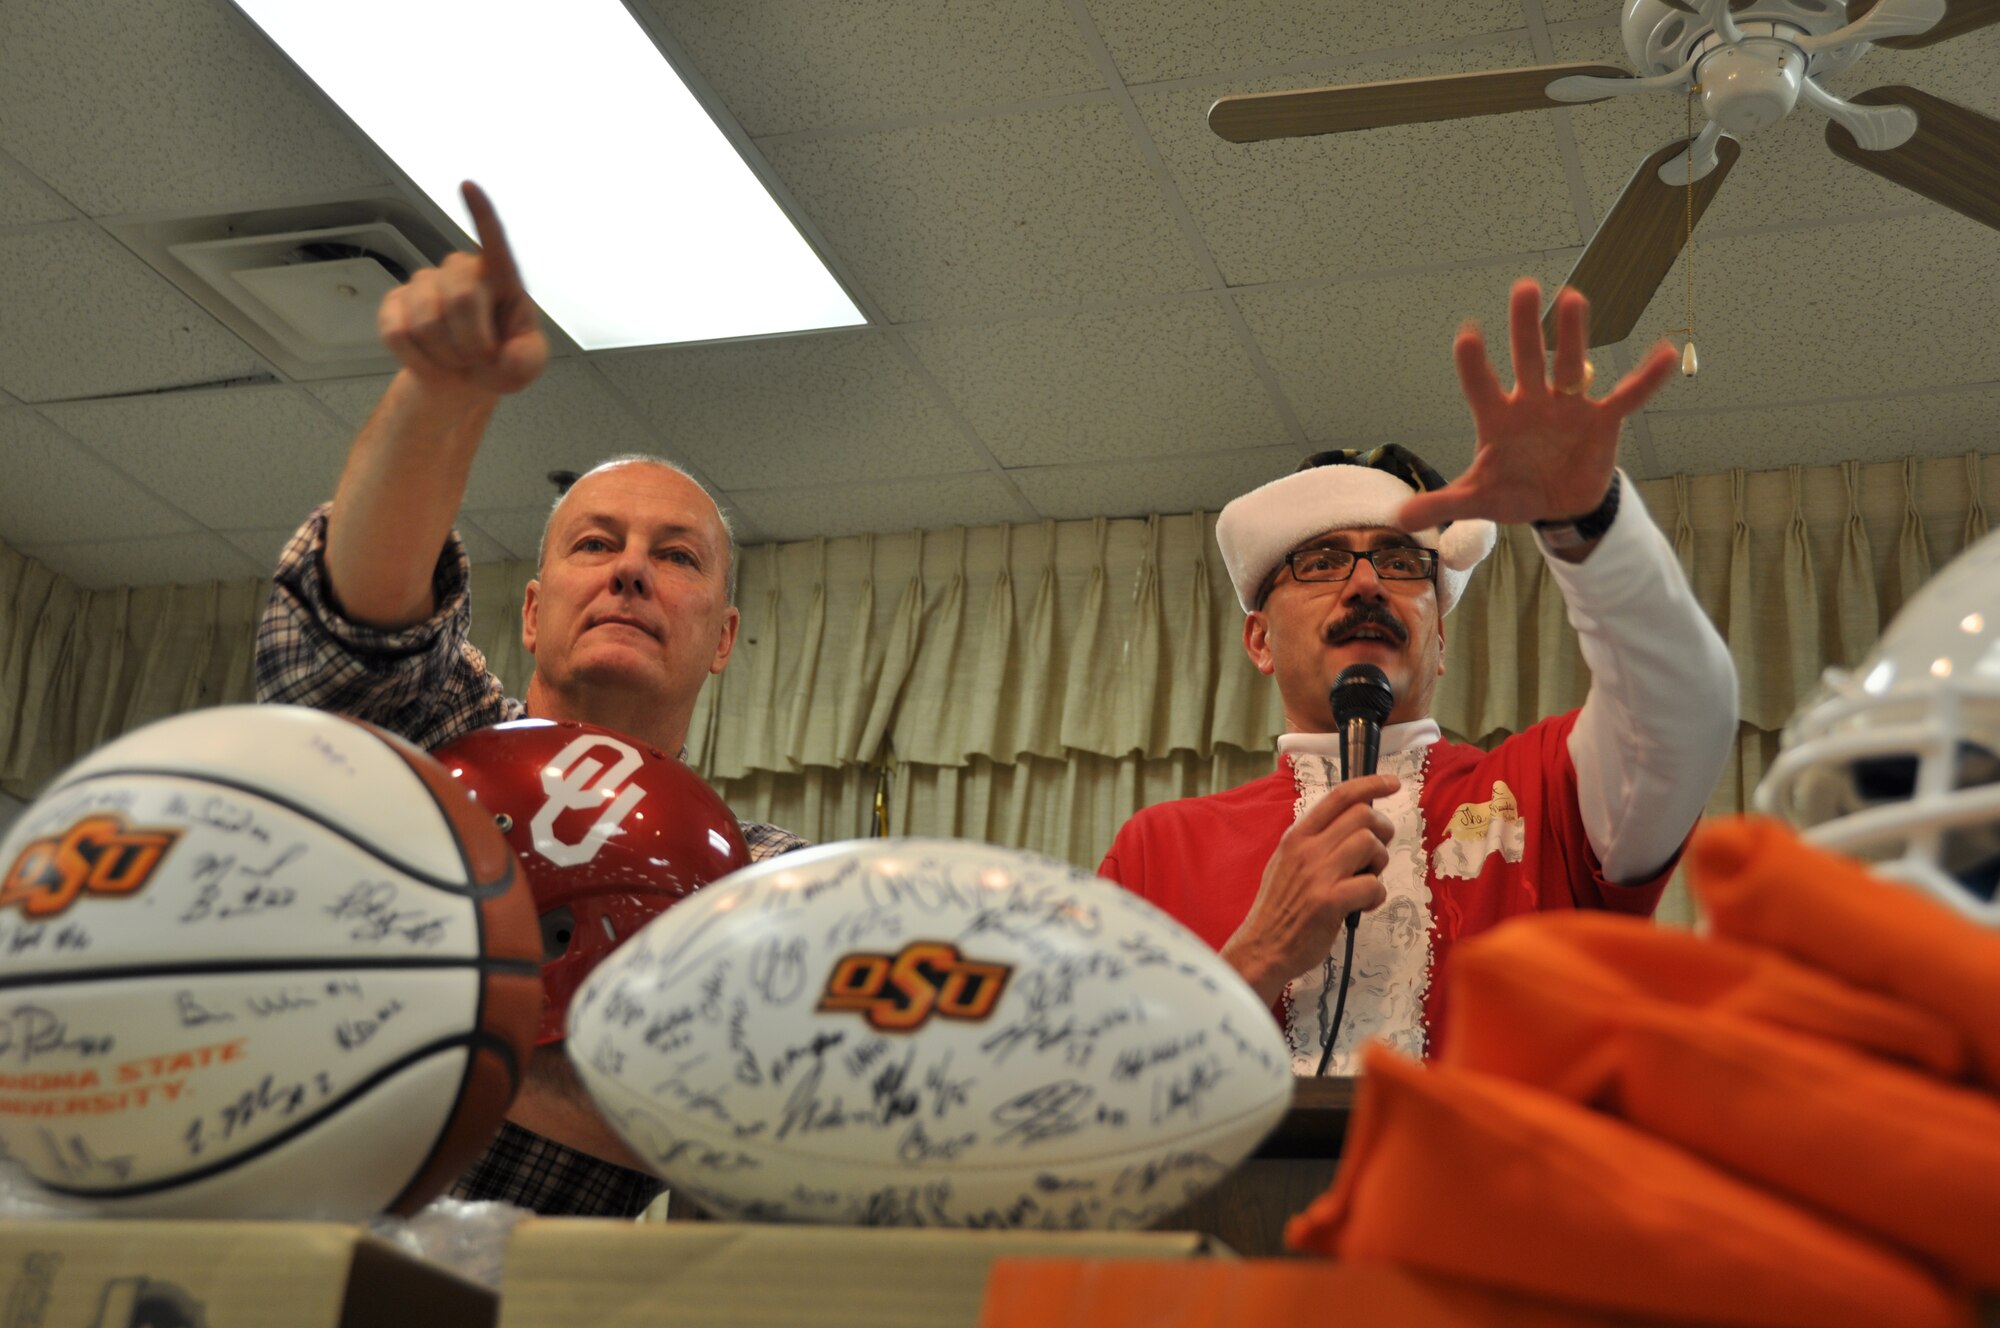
[1098,713,1676,1052]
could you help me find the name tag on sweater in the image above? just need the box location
[1435,780,1526,880]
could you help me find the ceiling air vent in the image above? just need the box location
[107,196,461,381]
[174,221,426,369]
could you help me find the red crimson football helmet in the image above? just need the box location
[435,719,751,1045]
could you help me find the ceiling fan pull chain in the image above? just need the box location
[1682,86,1700,378]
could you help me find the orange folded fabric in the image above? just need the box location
[1287,1047,1971,1328]
[1443,910,1968,1082]
[1690,817,2000,1089]
[1443,931,2000,1287]
[979,1258,1692,1328]
[1613,1012,2000,1289]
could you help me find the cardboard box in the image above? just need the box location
[0,1221,495,1328]
[498,1221,1221,1328]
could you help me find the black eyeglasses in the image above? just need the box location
[1280,544,1440,580]
[1284,545,1438,584]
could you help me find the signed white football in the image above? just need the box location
[567,838,1292,1228]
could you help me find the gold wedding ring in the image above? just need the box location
[1553,359,1596,396]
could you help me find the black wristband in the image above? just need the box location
[1532,471,1621,547]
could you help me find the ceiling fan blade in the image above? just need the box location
[1208,64,1630,143]
[1852,0,2000,46]
[1546,135,1742,348]
[1795,0,1946,55]
[1826,86,2000,230]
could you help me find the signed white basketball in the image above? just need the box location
[0,706,540,1218]
[568,839,1292,1228]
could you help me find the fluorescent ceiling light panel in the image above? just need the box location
[232,0,865,349]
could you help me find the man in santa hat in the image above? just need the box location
[1100,279,1738,1074]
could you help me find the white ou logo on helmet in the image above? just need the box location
[531,735,647,867]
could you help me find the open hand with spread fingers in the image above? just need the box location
[377,181,548,397]
[1397,278,1676,535]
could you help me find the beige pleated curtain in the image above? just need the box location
[3,453,1993,924]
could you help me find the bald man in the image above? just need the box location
[254,184,804,1218]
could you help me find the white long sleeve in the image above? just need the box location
[1540,473,1738,883]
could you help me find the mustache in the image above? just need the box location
[1325,604,1409,646]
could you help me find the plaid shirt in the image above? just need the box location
[256,505,806,1215]
[446,1121,663,1218]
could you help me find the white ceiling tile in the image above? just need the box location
[729,473,1032,541]
[460,508,552,564]
[19,531,262,590]
[452,362,658,510]
[904,297,1287,466]
[0,224,270,402]
[1648,386,2000,475]
[763,103,1207,322]
[642,0,1103,136]
[0,153,75,225]
[310,362,663,510]
[302,374,396,428]
[1135,45,1585,286]
[0,4,1991,546]
[0,0,383,215]
[40,386,350,531]
[451,517,523,566]
[214,517,514,576]
[1008,446,1305,519]
[1541,0,1622,22]
[1869,23,2000,117]
[1625,210,2000,412]
[1086,0,1521,85]
[596,332,989,487]
[0,410,198,546]
[1234,259,1574,444]
[216,527,301,579]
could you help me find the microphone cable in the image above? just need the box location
[1314,912,1359,1076]
[1315,663,1392,1077]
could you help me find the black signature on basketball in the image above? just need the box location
[324,881,447,947]
[0,1003,116,1064]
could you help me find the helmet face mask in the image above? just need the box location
[435,719,752,1044]
[1757,530,2000,925]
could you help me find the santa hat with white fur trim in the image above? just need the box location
[1216,444,1497,616]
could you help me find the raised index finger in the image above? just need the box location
[461,181,524,296]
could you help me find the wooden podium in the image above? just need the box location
[1151,1076,1356,1256]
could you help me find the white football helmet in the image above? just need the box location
[1756,526,2000,925]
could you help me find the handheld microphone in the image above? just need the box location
[1317,663,1395,1077]
[1332,664,1394,782]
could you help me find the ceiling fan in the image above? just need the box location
[1209,0,2000,347]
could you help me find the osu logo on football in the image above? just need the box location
[817,942,1012,1032]
[531,734,646,867]
[1,813,182,918]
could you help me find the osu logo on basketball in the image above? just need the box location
[817,942,1011,1032]
[1,813,182,918]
